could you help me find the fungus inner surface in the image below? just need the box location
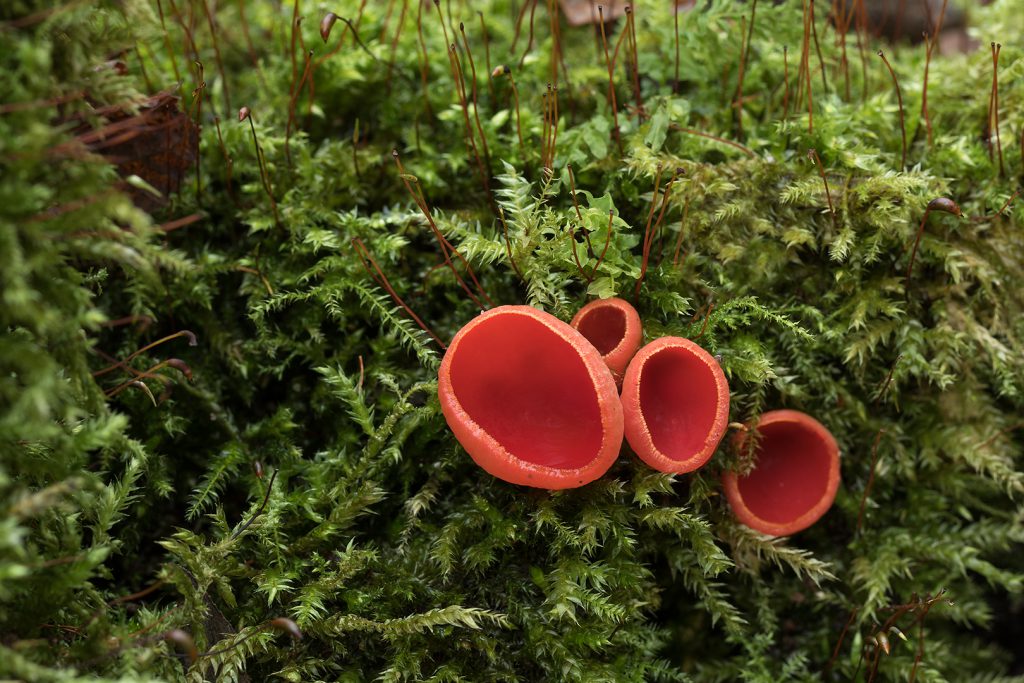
[450,313,603,469]
[736,421,832,524]
[639,346,720,461]
[576,305,627,356]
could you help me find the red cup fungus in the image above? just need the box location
[620,336,730,473]
[438,305,624,489]
[570,297,643,383]
[722,410,841,536]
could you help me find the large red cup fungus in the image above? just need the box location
[620,337,730,473]
[438,305,624,489]
[570,297,643,382]
[722,410,841,536]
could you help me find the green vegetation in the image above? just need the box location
[2,0,1023,680]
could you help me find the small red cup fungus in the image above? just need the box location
[438,305,624,489]
[722,410,840,536]
[620,337,730,473]
[570,297,643,382]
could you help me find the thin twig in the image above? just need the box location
[857,429,885,533]
[230,470,278,540]
[497,207,525,282]
[877,50,906,171]
[352,237,447,348]
[808,148,837,230]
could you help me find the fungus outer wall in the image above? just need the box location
[448,313,603,469]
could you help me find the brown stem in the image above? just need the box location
[213,116,234,201]
[804,9,813,135]
[877,50,906,171]
[809,0,827,93]
[518,0,538,69]
[625,7,643,121]
[497,207,525,281]
[669,123,756,157]
[229,470,278,540]
[855,0,868,100]
[970,189,1020,224]
[671,195,691,267]
[288,0,299,100]
[873,354,901,407]
[385,0,409,90]
[598,6,623,155]
[447,43,489,195]
[694,301,715,339]
[826,607,859,673]
[393,151,494,308]
[808,148,837,230]
[459,22,491,170]
[568,224,592,283]
[190,65,205,202]
[733,1,758,138]
[782,45,790,120]
[648,168,681,268]
[674,5,681,93]
[856,429,885,533]
[415,1,433,118]
[92,330,197,378]
[550,0,571,88]
[915,0,947,145]
[379,0,397,42]
[154,0,181,84]
[166,0,199,70]
[240,108,281,229]
[546,0,559,87]
[550,86,560,169]
[352,120,362,180]
[566,164,583,223]
[200,0,230,113]
[592,209,614,278]
[835,0,851,100]
[238,0,261,77]
[990,43,1005,176]
[920,31,935,147]
[905,197,961,286]
[511,0,530,53]
[352,238,446,348]
[634,166,669,299]
[478,12,494,105]
[285,50,312,166]
[506,68,525,157]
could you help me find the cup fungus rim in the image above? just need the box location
[570,297,642,362]
[621,336,730,474]
[438,305,624,490]
[721,409,841,537]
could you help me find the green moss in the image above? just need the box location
[2,0,1023,680]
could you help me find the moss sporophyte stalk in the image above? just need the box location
[3,0,1024,680]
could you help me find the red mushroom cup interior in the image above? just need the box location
[576,304,626,355]
[621,337,729,473]
[438,306,623,489]
[723,410,840,536]
[570,297,642,380]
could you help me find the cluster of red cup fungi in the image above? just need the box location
[437,299,840,536]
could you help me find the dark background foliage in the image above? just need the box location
[1,0,1023,680]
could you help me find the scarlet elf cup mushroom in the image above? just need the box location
[570,297,643,384]
[722,410,841,536]
[620,337,730,474]
[438,306,624,489]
